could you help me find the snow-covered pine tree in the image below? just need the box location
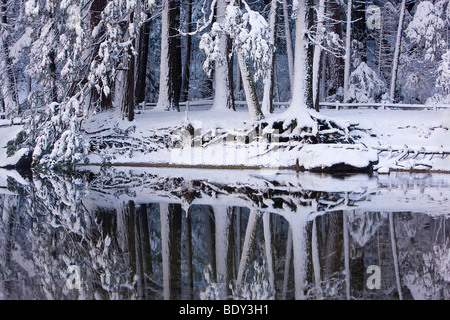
[11,0,155,170]
[403,0,449,103]
[0,0,21,116]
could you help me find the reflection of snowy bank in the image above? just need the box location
[80,167,450,216]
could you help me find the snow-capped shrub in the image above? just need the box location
[345,62,387,103]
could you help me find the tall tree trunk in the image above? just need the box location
[352,0,366,63]
[180,0,192,102]
[211,0,235,111]
[237,53,264,121]
[284,0,315,126]
[136,10,151,106]
[262,0,278,115]
[343,0,352,102]
[124,45,135,121]
[122,12,135,121]
[389,0,406,102]
[90,0,112,110]
[312,0,326,111]
[325,0,344,97]
[155,0,181,111]
[283,0,294,94]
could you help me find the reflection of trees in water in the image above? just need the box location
[0,171,449,300]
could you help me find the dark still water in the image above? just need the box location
[0,167,449,300]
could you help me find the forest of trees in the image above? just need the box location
[1,0,449,168]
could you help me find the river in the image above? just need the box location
[0,167,449,300]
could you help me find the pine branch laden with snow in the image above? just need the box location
[31,96,89,169]
[405,1,448,62]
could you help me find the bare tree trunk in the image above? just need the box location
[312,0,326,111]
[285,0,315,123]
[211,0,234,111]
[389,0,406,102]
[180,0,192,102]
[156,0,181,111]
[237,53,264,121]
[262,0,278,115]
[343,0,352,102]
[283,0,294,94]
[136,10,151,106]
[122,12,136,121]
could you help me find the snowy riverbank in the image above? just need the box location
[1,107,449,173]
[80,107,450,173]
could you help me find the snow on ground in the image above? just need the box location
[322,108,450,172]
[82,106,450,173]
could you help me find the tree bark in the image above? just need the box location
[262,0,278,115]
[211,0,235,112]
[312,0,326,111]
[180,0,192,102]
[136,10,151,106]
[156,0,181,111]
[389,0,406,102]
[283,0,294,94]
[237,53,264,121]
[287,0,315,119]
[343,0,352,102]
[122,12,135,121]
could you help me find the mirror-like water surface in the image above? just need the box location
[0,168,449,300]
